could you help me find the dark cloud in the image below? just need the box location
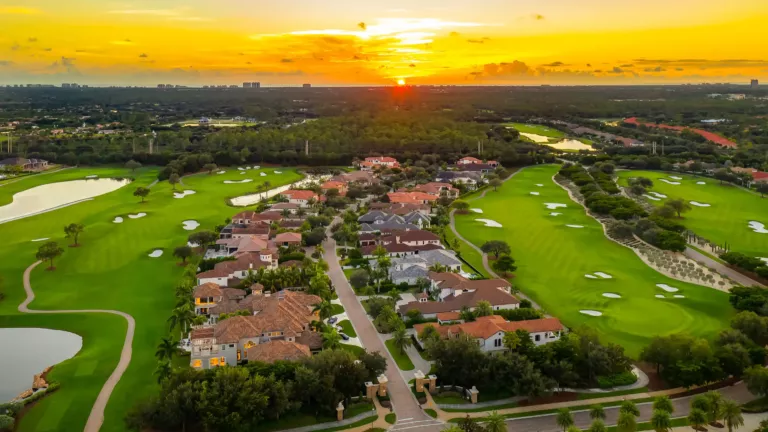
[593,69,602,73]
[467,39,484,44]
[61,57,76,66]
[619,64,634,68]
[586,63,591,67]
[533,14,545,20]
[358,22,366,30]
[542,61,566,67]
[11,42,20,51]
[139,53,148,58]
[281,58,293,63]
[675,67,684,71]
[449,31,460,37]
[409,63,416,68]
[28,37,38,43]
[42,47,52,52]
[481,60,533,77]
[609,67,624,73]
[0,60,13,66]
[643,66,666,72]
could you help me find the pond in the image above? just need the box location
[0,178,130,224]
[0,328,83,402]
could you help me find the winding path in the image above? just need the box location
[19,261,135,432]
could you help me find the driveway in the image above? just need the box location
[685,247,764,287]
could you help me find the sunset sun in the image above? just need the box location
[397,79,406,86]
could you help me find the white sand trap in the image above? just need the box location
[760,257,768,264]
[545,203,567,209]
[254,166,261,170]
[239,172,246,175]
[476,219,503,228]
[224,179,253,184]
[536,184,544,187]
[580,310,603,316]
[31,238,49,242]
[660,179,681,185]
[187,241,200,248]
[182,220,200,230]
[519,132,551,143]
[237,167,244,170]
[113,216,124,223]
[655,294,666,299]
[148,249,163,258]
[595,272,613,279]
[657,283,679,293]
[649,192,668,198]
[696,181,706,185]
[217,170,226,174]
[550,212,562,216]
[260,172,267,177]
[128,212,147,219]
[245,166,252,170]
[690,201,710,207]
[566,225,584,229]
[174,190,196,199]
[585,274,598,279]
[673,295,685,298]
[470,208,483,213]
[670,176,683,180]
[644,194,661,201]
[530,192,540,196]
[275,171,282,174]
[748,221,768,234]
[603,293,622,298]
[85,175,98,179]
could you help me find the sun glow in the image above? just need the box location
[397,78,406,86]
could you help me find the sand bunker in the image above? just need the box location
[585,274,598,279]
[696,181,706,185]
[31,238,50,242]
[237,167,244,170]
[530,192,540,196]
[148,249,163,258]
[545,203,567,209]
[690,201,710,207]
[603,293,622,298]
[580,310,603,316]
[113,217,124,223]
[536,184,544,187]
[470,208,483,214]
[748,221,768,234]
[655,294,666,299]
[643,194,661,201]
[649,192,668,198]
[549,139,593,151]
[128,213,147,219]
[519,132,550,143]
[275,171,282,174]
[760,257,768,264]
[670,176,683,180]
[660,179,681,185]
[550,212,562,216]
[673,295,685,298]
[174,190,196,199]
[594,272,613,279]
[217,171,226,174]
[566,225,584,229]
[85,175,98,179]
[254,166,261,170]
[260,172,267,177]
[476,219,503,228]
[182,220,200,230]
[656,283,680,293]
[239,172,246,175]
[224,179,253,184]
[245,166,252,170]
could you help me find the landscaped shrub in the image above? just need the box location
[596,371,637,388]
[0,415,14,431]
[278,252,306,263]
[495,308,544,321]
[198,256,236,272]
[721,252,767,272]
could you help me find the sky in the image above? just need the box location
[1,0,767,86]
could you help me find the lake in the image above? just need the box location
[0,328,83,402]
[0,178,130,224]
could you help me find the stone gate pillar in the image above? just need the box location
[377,374,388,397]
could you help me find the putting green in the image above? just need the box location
[616,170,768,257]
[454,165,732,357]
[0,166,302,431]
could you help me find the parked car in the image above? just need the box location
[328,316,338,324]
[340,332,350,341]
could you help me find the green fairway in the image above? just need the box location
[0,166,302,431]
[454,165,732,357]
[502,123,565,142]
[616,170,768,257]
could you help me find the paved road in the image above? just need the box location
[685,247,764,287]
[20,261,136,432]
[322,233,443,431]
[502,382,753,431]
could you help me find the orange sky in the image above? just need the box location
[1,0,767,86]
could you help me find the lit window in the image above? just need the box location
[220,357,226,364]
[209,358,220,367]
[244,341,256,349]
[191,359,202,368]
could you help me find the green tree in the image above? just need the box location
[620,400,640,417]
[719,399,744,432]
[481,240,511,259]
[757,182,768,198]
[493,255,517,275]
[188,231,218,249]
[0,415,15,431]
[392,326,412,354]
[203,163,217,174]
[650,409,671,432]
[418,325,441,347]
[155,337,177,361]
[313,300,334,321]
[64,222,85,247]
[484,410,506,432]
[173,246,193,264]
[617,411,637,432]
[687,408,708,431]
[666,198,692,218]
[349,269,370,290]
[451,200,470,213]
[154,360,172,384]
[745,365,768,397]
[169,173,180,190]
[168,304,195,339]
[125,159,142,172]
[36,241,64,270]
[322,328,342,350]
[652,395,674,414]
[134,186,150,203]
[589,404,606,421]
[704,391,723,424]
[556,408,574,432]
[588,419,607,432]
[475,300,493,317]
[490,178,503,191]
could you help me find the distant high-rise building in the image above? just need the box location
[157,84,166,89]
[302,83,311,88]
[751,79,759,88]
[243,82,252,88]
[253,82,261,88]
[62,83,71,88]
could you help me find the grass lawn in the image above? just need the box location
[385,413,396,424]
[331,303,345,316]
[384,338,415,371]
[444,226,486,277]
[616,170,768,257]
[339,344,365,356]
[424,409,438,419]
[338,319,357,337]
[454,165,733,357]
[0,165,303,431]
[501,123,565,142]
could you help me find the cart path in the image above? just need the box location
[19,260,135,432]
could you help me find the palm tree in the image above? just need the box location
[687,408,708,432]
[617,411,637,432]
[556,408,574,432]
[704,391,723,425]
[392,327,412,354]
[154,360,172,384]
[620,400,640,417]
[387,289,401,302]
[652,396,674,414]
[588,419,607,432]
[167,304,195,339]
[719,400,744,432]
[484,411,506,432]
[567,427,581,432]
[322,328,342,350]
[155,337,177,361]
[650,409,671,432]
[589,404,605,421]
[313,300,334,321]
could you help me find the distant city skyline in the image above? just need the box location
[1,0,767,86]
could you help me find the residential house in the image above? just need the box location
[280,190,320,207]
[190,290,322,368]
[358,210,430,229]
[413,315,564,352]
[211,235,277,258]
[398,272,518,317]
[330,170,380,186]
[231,210,282,226]
[275,232,302,247]
[358,156,400,171]
[360,242,443,258]
[0,158,49,171]
[436,171,483,189]
[407,182,460,199]
[264,202,302,215]
[368,202,431,216]
[197,252,277,286]
[381,250,462,285]
[457,156,482,165]
[193,283,246,316]
[387,192,438,205]
[458,163,495,175]
[321,181,348,196]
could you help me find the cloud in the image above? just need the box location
[675,67,684,71]
[28,37,38,43]
[467,39,484,44]
[449,31,460,37]
[619,64,634,68]
[586,63,591,67]
[532,14,545,20]
[0,60,13,66]
[139,53,148,58]
[643,66,666,72]
[409,63,416,68]
[608,67,624,73]
[542,61,566,67]
[108,9,178,16]
[61,57,76,67]
[168,16,210,22]
[10,43,20,51]
[358,22,366,30]
[481,60,534,77]
[0,6,41,14]
[111,39,134,46]
[42,48,52,52]
[281,58,294,63]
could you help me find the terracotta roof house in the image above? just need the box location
[321,181,348,196]
[246,340,311,363]
[331,170,379,186]
[275,232,302,247]
[457,156,482,165]
[409,182,460,199]
[197,252,277,286]
[458,163,495,174]
[264,202,301,214]
[210,235,278,259]
[753,171,768,183]
[399,272,518,317]
[193,283,246,316]
[380,229,441,247]
[190,290,321,369]
[280,190,320,207]
[231,210,282,226]
[436,171,483,189]
[358,156,400,171]
[387,192,438,205]
[413,315,564,352]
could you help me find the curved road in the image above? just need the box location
[19,261,136,432]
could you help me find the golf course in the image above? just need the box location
[0,166,302,431]
[454,164,733,357]
[617,170,768,258]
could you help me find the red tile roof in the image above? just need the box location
[275,232,302,243]
[414,315,563,340]
[387,192,438,204]
[281,190,318,200]
[246,340,311,363]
